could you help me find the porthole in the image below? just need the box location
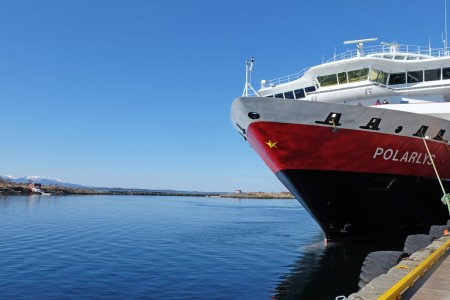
[395,126,403,133]
[248,112,260,119]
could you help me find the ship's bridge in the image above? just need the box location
[260,43,449,90]
[253,41,450,103]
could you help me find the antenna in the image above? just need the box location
[343,38,378,45]
[343,38,378,57]
[443,32,445,50]
[429,36,432,55]
[248,57,254,72]
[446,0,449,55]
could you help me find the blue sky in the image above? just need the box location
[0,0,447,191]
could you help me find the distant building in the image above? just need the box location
[235,189,242,194]
[29,183,42,192]
[30,183,42,189]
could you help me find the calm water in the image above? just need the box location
[0,195,396,299]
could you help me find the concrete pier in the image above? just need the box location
[402,250,450,299]
[348,235,450,300]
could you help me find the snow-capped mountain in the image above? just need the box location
[0,175,84,188]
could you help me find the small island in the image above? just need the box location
[0,179,294,199]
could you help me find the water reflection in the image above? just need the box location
[0,195,62,212]
[0,195,41,207]
[26,194,42,206]
[273,240,404,299]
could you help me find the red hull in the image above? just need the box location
[248,122,450,180]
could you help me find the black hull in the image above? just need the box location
[277,170,450,242]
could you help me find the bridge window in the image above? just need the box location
[274,93,284,98]
[284,91,295,99]
[443,67,450,80]
[369,69,388,84]
[424,69,441,81]
[407,70,423,83]
[305,86,316,94]
[348,68,369,83]
[338,72,348,84]
[317,74,338,87]
[388,73,406,85]
[294,89,305,99]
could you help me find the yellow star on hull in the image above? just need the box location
[266,140,278,149]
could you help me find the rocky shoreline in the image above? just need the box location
[0,182,294,199]
[0,182,101,195]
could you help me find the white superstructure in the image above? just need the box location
[249,40,450,121]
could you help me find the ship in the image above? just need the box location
[231,38,450,242]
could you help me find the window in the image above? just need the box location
[388,73,406,85]
[425,69,441,81]
[369,69,388,84]
[284,91,295,99]
[347,68,369,82]
[338,72,348,84]
[317,74,338,87]
[443,67,450,80]
[274,93,284,98]
[304,86,316,93]
[407,70,423,83]
[294,89,305,99]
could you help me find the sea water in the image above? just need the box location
[0,195,392,299]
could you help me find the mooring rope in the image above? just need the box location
[422,137,450,215]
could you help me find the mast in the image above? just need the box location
[242,57,259,97]
[446,0,449,55]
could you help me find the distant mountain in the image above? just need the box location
[0,175,84,188]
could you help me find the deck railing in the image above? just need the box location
[261,67,309,89]
[259,45,450,91]
[328,44,449,62]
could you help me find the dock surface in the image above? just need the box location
[402,250,450,299]
[348,236,450,300]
